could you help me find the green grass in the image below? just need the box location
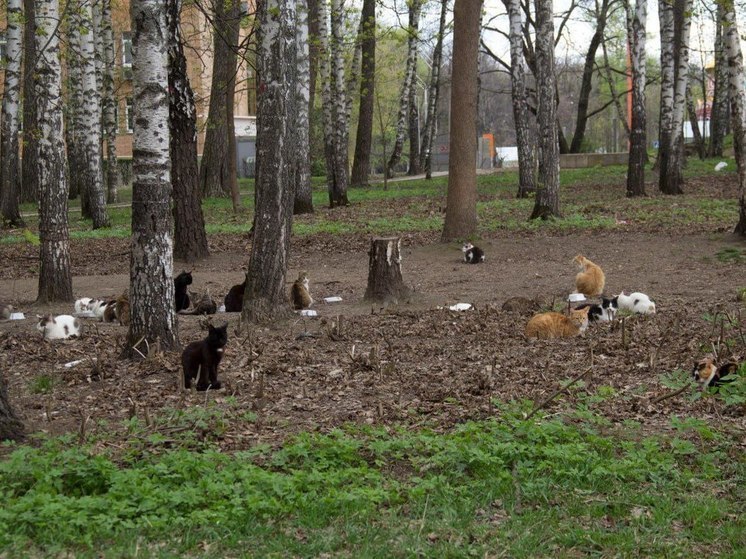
[0,404,743,557]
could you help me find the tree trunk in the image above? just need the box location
[626,0,647,197]
[441,0,481,240]
[420,0,447,180]
[686,80,705,160]
[199,0,240,201]
[168,0,209,263]
[0,376,24,442]
[293,0,314,214]
[21,0,39,204]
[709,5,728,158]
[242,0,297,323]
[659,0,691,195]
[126,0,178,356]
[723,0,746,235]
[386,0,421,178]
[66,17,86,209]
[72,0,111,229]
[407,60,421,176]
[100,0,119,203]
[35,0,73,303]
[350,0,376,188]
[504,0,535,197]
[568,0,609,154]
[530,0,560,219]
[655,0,675,174]
[364,237,409,303]
[1,0,24,227]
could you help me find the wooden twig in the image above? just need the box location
[650,382,692,405]
[524,366,593,421]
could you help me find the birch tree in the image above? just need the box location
[441,0,481,241]
[503,0,535,197]
[350,0,376,187]
[21,0,39,204]
[723,0,746,235]
[100,0,119,203]
[530,0,560,219]
[242,0,297,323]
[0,0,25,227]
[198,0,240,207]
[659,0,691,195]
[626,0,647,197]
[386,0,422,178]
[293,0,314,213]
[318,0,350,207]
[656,0,674,174]
[126,0,178,355]
[709,3,728,158]
[36,0,73,303]
[168,0,209,262]
[70,0,110,228]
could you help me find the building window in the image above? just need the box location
[121,32,132,67]
[125,98,133,133]
[0,31,7,64]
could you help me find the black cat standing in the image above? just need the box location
[182,323,228,390]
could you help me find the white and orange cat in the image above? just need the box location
[525,307,590,339]
[573,255,605,297]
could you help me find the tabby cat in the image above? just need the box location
[525,307,590,339]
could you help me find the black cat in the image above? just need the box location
[175,271,193,312]
[224,279,246,312]
[461,242,485,264]
[182,323,228,391]
[576,297,618,323]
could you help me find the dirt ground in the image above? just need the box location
[1,223,746,451]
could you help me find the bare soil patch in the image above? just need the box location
[1,225,745,450]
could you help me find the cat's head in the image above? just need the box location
[462,243,474,253]
[601,297,618,320]
[569,306,590,330]
[692,357,717,385]
[207,323,229,351]
[36,314,54,330]
[176,271,193,285]
[297,271,310,288]
[572,254,589,267]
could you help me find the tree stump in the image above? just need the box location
[364,237,410,303]
[0,375,24,442]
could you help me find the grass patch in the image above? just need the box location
[0,406,743,557]
[716,247,746,263]
[28,375,55,395]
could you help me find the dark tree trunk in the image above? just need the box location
[420,0,447,179]
[125,0,178,356]
[407,67,421,176]
[293,0,313,214]
[242,0,297,324]
[709,4,728,158]
[307,0,321,176]
[350,0,375,188]
[0,376,24,442]
[626,0,647,197]
[199,0,241,201]
[21,0,39,204]
[686,80,705,160]
[364,237,409,303]
[168,0,209,263]
[441,0,482,240]
[530,0,560,219]
[36,0,73,304]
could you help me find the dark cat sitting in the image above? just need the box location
[174,271,193,312]
[182,323,228,390]
[576,297,618,323]
[224,279,246,312]
[462,242,485,264]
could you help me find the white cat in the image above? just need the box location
[74,297,93,313]
[616,292,656,314]
[37,314,82,340]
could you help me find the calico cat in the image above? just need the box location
[182,323,228,390]
[224,279,246,312]
[525,307,590,339]
[462,243,485,264]
[179,290,217,315]
[576,297,618,323]
[36,314,81,340]
[573,255,605,297]
[616,291,656,314]
[174,271,193,312]
[291,271,313,310]
[692,357,741,387]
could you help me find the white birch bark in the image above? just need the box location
[420,0,447,178]
[386,0,421,178]
[127,0,178,353]
[626,0,647,197]
[100,0,119,202]
[0,0,25,226]
[723,0,746,234]
[657,0,674,165]
[73,0,110,228]
[330,0,350,203]
[293,0,313,214]
[35,0,73,302]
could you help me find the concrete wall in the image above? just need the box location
[558,152,628,168]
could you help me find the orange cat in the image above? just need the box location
[573,255,605,297]
[525,307,590,339]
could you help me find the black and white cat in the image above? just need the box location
[462,243,485,264]
[182,323,228,391]
[577,297,618,322]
